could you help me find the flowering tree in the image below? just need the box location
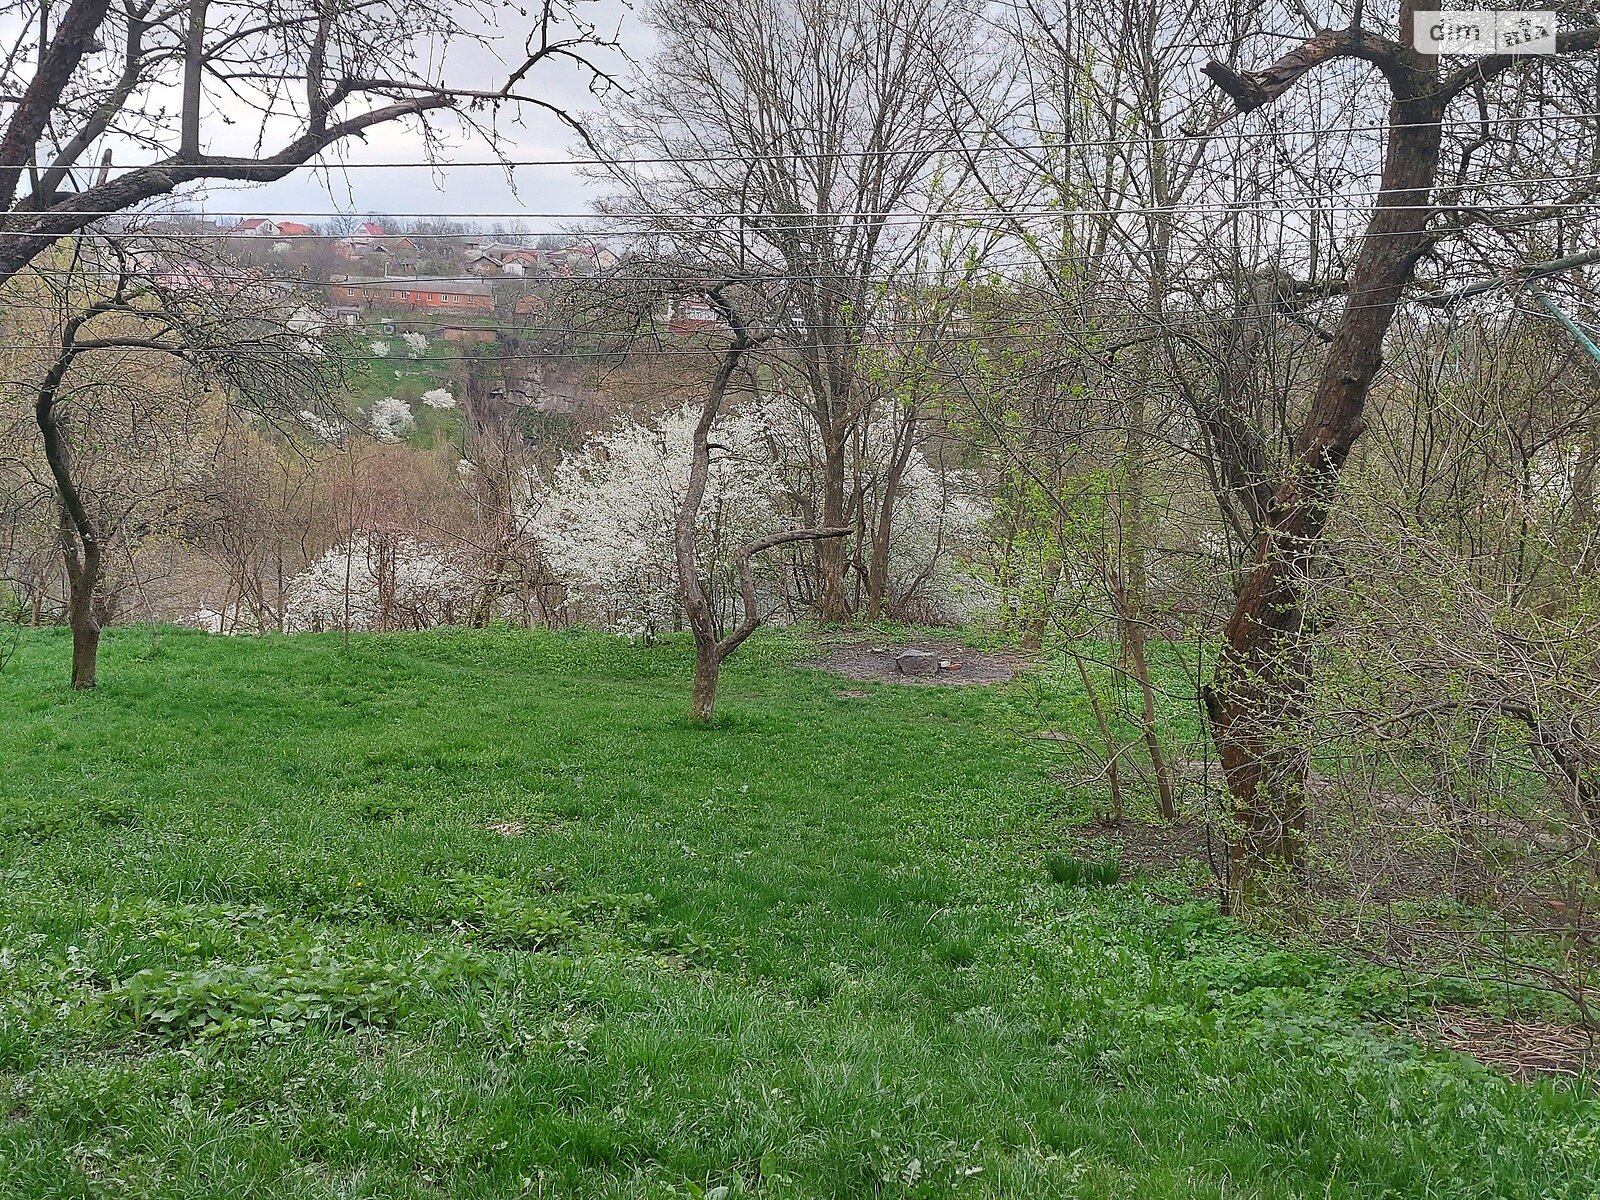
[528,403,785,640]
[369,397,414,442]
[283,536,475,633]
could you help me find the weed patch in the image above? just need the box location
[108,943,488,1042]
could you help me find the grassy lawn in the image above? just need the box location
[0,628,1596,1198]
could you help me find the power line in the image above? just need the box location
[31,109,1600,179]
[1,291,1574,367]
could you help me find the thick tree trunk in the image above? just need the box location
[68,570,100,690]
[690,644,722,724]
[1203,25,1443,914]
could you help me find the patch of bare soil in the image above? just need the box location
[1392,1006,1597,1083]
[1064,818,1221,889]
[805,639,1033,686]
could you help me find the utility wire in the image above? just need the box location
[27,109,1600,177]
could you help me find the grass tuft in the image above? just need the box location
[1045,851,1121,887]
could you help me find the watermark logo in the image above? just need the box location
[1415,10,1556,54]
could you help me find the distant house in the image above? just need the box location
[564,242,617,274]
[286,306,325,336]
[467,246,546,276]
[275,221,315,237]
[232,217,279,237]
[327,277,495,313]
[335,230,419,267]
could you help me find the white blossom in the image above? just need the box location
[402,331,429,359]
[282,535,477,633]
[525,404,783,638]
[369,396,414,442]
[525,396,990,632]
[298,408,345,443]
[422,388,457,410]
[369,339,391,357]
[184,607,228,633]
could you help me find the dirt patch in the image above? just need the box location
[1064,819,1221,887]
[805,640,1033,686]
[1392,1006,1597,1083]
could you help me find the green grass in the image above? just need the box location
[0,627,1596,1198]
[1044,853,1122,888]
[344,339,465,447]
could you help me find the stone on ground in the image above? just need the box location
[895,649,940,675]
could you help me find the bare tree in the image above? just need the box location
[1200,0,1600,912]
[7,237,341,686]
[587,0,983,620]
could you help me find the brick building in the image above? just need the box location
[327,278,495,313]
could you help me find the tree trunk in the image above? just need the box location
[1124,614,1176,819]
[690,644,722,724]
[818,431,851,622]
[1118,365,1177,821]
[37,341,108,690]
[67,566,100,690]
[1204,58,1443,914]
[676,291,854,723]
[1072,649,1124,823]
[866,419,914,621]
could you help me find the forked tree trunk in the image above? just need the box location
[676,287,851,724]
[1201,12,1444,914]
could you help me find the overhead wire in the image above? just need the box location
[24,109,1600,178]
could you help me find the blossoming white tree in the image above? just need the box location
[283,536,475,633]
[528,403,785,640]
[369,397,414,442]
